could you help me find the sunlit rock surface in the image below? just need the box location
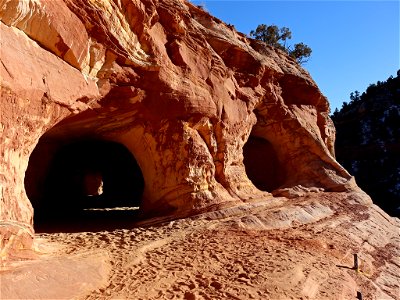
[1,0,354,228]
[1,0,399,298]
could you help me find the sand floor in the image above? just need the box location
[1,193,399,299]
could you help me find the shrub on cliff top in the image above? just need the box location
[250,24,312,64]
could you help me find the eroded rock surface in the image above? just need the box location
[1,0,399,298]
[0,0,370,259]
[4,192,399,300]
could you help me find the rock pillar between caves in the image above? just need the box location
[0,0,360,259]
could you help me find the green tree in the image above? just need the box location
[350,90,361,103]
[250,24,312,64]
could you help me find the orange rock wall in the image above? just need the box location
[1,0,357,255]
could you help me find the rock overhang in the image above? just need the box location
[0,0,360,258]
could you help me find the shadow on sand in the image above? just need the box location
[34,206,144,233]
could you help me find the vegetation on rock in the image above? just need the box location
[250,24,312,64]
[332,70,400,216]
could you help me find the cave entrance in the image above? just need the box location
[243,136,285,192]
[25,138,145,232]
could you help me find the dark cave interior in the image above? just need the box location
[25,138,145,232]
[243,136,285,192]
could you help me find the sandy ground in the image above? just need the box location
[1,192,399,299]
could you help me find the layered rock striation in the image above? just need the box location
[2,0,358,256]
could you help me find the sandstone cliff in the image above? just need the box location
[1,1,399,299]
[1,0,356,247]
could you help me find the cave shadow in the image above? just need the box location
[27,139,147,233]
[243,135,285,192]
[34,205,146,233]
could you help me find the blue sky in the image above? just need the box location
[191,0,400,112]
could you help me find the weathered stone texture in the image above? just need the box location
[1,0,361,257]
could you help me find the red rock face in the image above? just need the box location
[1,0,358,255]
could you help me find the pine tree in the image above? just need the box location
[250,24,312,64]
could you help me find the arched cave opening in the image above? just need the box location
[243,136,285,192]
[25,138,145,232]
